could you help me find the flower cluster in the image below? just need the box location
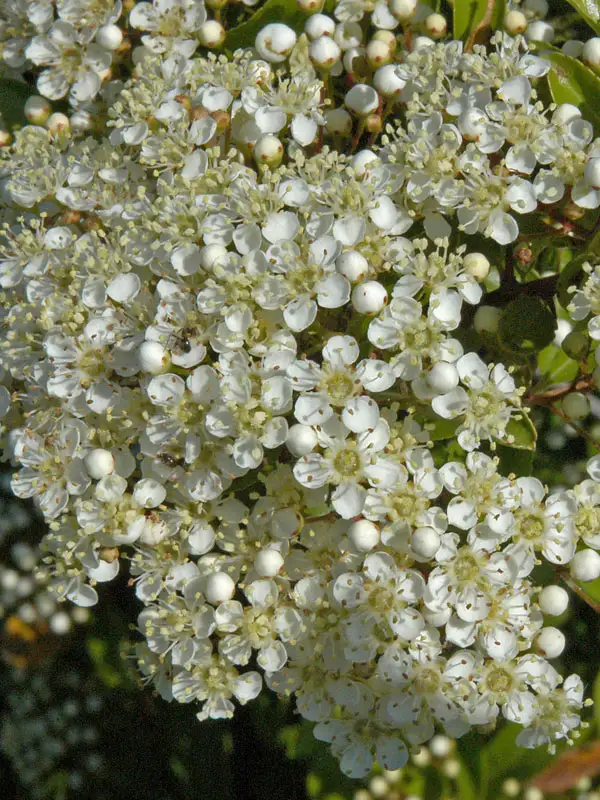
[0,0,599,782]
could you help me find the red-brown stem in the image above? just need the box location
[559,572,600,614]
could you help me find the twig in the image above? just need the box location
[560,571,600,614]
[549,402,600,450]
[528,375,595,406]
[465,0,495,52]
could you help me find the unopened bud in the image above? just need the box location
[424,12,447,38]
[198,20,226,48]
[253,134,284,167]
[24,95,52,125]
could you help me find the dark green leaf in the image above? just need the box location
[0,78,34,130]
[499,295,556,351]
[563,0,600,35]
[557,254,589,310]
[453,0,506,41]
[496,444,534,477]
[227,0,305,51]
[545,51,600,132]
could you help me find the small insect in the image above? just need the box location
[168,327,195,354]
[159,452,184,468]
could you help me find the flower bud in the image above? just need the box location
[474,305,502,334]
[205,572,236,604]
[24,95,51,125]
[463,252,490,281]
[46,113,70,135]
[429,735,453,759]
[286,424,317,456]
[372,30,397,50]
[253,134,284,167]
[0,130,11,147]
[70,110,93,133]
[348,520,380,551]
[389,0,417,22]
[365,113,383,134]
[309,35,342,68]
[325,107,352,134]
[538,585,569,616]
[345,84,379,116]
[525,20,554,42]
[198,20,226,48]
[254,548,285,577]
[85,449,115,480]
[138,341,170,374]
[561,391,590,420]
[570,549,600,582]
[411,527,441,560]
[297,0,325,13]
[96,24,124,50]
[255,23,297,62]
[535,627,565,659]
[373,64,405,97]
[502,778,521,798]
[425,13,447,39]
[504,9,528,35]
[337,250,368,281]
[366,39,392,68]
[562,39,584,58]
[523,0,549,18]
[427,362,459,394]
[305,13,335,39]
[561,331,588,360]
[351,280,388,314]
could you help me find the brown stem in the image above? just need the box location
[528,375,595,406]
[549,402,600,450]
[560,572,600,614]
[465,0,495,51]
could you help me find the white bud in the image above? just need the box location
[474,305,502,334]
[84,449,115,480]
[352,280,388,314]
[309,35,342,68]
[24,95,51,125]
[411,527,441,560]
[50,612,72,635]
[571,549,600,582]
[348,519,380,551]
[345,83,379,115]
[337,250,368,281]
[504,9,528,34]
[138,341,169,374]
[463,252,490,281]
[538,585,569,616]
[562,39,584,58]
[254,548,285,577]
[366,39,392,68]
[427,362,459,394]
[255,23,297,62]
[369,777,389,799]
[350,149,378,175]
[502,778,521,799]
[325,107,352,134]
[585,157,600,189]
[425,13,447,38]
[523,0,548,18]
[96,24,123,50]
[199,244,228,270]
[253,134,283,167]
[334,21,363,50]
[205,572,236,604]
[524,789,545,800]
[553,103,581,126]
[305,13,335,39]
[561,391,590,420]
[286,424,318,456]
[389,0,417,22]
[297,0,324,13]
[198,20,226,48]
[133,478,167,508]
[429,735,453,759]
[46,113,70,134]
[70,110,93,134]
[535,627,565,659]
[373,64,405,97]
[525,20,554,43]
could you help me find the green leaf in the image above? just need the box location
[0,78,34,130]
[496,444,534,477]
[479,722,557,797]
[499,295,556,352]
[500,413,537,450]
[545,51,600,131]
[557,254,589,310]
[537,343,579,385]
[563,0,600,35]
[453,0,506,41]
[226,0,305,51]
[415,414,461,441]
